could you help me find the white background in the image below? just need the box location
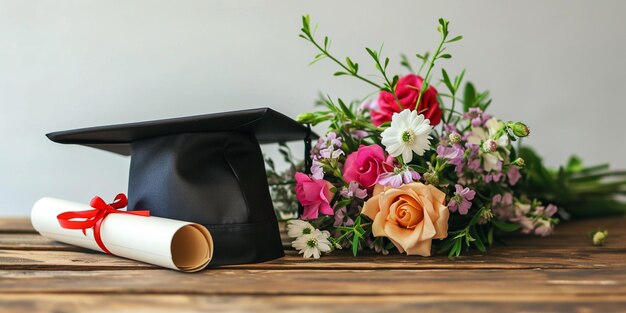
[1,0,625,216]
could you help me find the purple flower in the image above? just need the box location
[534,220,553,236]
[319,146,344,159]
[463,107,492,127]
[437,144,464,166]
[312,132,343,160]
[359,98,379,111]
[492,193,513,207]
[484,172,503,183]
[465,143,480,158]
[545,204,558,217]
[467,158,482,172]
[378,167,421,188]
[443,123,458,135]
[507,166,522,186]
[310,160,324,180]
[351,130,369,139]
[333,207,355,227]
[511,215,535,234]
[448,184,476,215]
[535,204,558,217]
[340,181,368,199]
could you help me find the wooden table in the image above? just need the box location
[1,217,625,312]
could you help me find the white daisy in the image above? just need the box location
[292,229,332,259]
[286,219,315,238]
[381,109,433,162]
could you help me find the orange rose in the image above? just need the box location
[362,182,449,256]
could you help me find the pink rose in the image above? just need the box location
[343,144,387,188]
[371,74,442,127]
[295,172,335,220]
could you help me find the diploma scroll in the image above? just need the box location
[31,197,213,272]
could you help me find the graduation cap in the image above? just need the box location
[47,108,313,266]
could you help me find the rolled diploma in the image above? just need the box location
[31,197,213,272]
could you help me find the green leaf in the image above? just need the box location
[449,238,462,258]
[469,227,486,252]
[352,233,359,257]
[334,71,349,76]
[446,35,463,43]
[346,57,356,72]
[337,98,355,119]
[463,82,476,112]
[365,47,378,60]
[400,53,413,73]
[439,53,452,59]
[441,68,455,93]
[491,219,522,232]
[301,15,310,31]
[566,155,584,173]
[454,69,466,90]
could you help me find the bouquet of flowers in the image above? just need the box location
[267,16,626,259]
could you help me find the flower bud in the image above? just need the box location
[296,112,317,124]
[508,122,530,137]
[482,139,497,153]
[592,230,608,246]
[448,132,461,144]
[478,209,494,225]
[513,157,525,167]
[423,172,439,186]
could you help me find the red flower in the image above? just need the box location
[371,74,442,126]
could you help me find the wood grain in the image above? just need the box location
[1,294,625,313]
[1,246,624,270]
[1,216,624,312]
[0,218,36,233]
[1,268,625,296]
[0,249,155,270]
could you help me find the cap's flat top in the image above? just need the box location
[46,108,312,155]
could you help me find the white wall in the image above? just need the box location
[1,0,625,216]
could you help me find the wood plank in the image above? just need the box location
[0,294,625,313]
[1,217,623,271]
[1,247,623,271]
[0,234,85,251]
[1,268,625,296]
[0,250,155,270]
[0,218,36,234]
[1,230,624,270]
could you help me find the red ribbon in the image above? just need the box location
[57,193,150,255]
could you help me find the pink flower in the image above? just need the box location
[295,172,335,220]
[333,207,354,227]
[437,144,465,174]
[448,184,476,215]
[343,144,387,188]
[340,181,368,199]
[378,167,421,188]
[507,166,522,186]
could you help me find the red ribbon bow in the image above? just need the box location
[57,193,150,255]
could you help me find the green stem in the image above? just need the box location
[415,35,447,113]
[447,91,457,122]
[305,35,383,90]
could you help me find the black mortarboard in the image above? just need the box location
[47,108,312,266]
